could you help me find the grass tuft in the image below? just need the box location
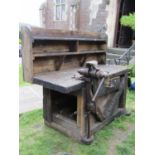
[19,82,135,155]
[19,64,30,87]
[116,131,135,155]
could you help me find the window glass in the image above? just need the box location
[56,0,60,4]
[55,0,65,21]
[56,5,61,20]
[61,4,65,20]
[61,0,65,3]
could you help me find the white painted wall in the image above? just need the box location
[106,0,118,47]
[89,0,102,25]
[69,6,76,30]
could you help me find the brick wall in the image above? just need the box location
[40,0,109,33]
[79,0,108,33]
[42,0,76,30]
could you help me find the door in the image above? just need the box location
[114,0,135,48]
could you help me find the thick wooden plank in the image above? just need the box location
[79,42,106,51]
[52,114,77,129]
[77,91,85,136]
[33,50,106,58]
[119,72,128,108]
[33,36,106,42]
[91,108,127,134]
[43,88,53,122]
[33,56,79,74]
[33,58,55,74]
[21,26,33,82]
[31,26,107,39]
[33,68,85,94]
[45,120,81,141]
[33,65,128,94]
[33,43,69,54]
[33,54,105,75]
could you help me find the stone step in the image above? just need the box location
[106,53,120,59]
[106,59,128,65]
[106,53,134,60]
[107,48,135,56]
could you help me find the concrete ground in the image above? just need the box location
[19,57,22,64]
[19,84,43,114]
[19,57,43,114]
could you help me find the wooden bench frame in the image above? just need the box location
[21,26,128,143]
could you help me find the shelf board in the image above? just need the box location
[33,36,106,42]
[33,50,106,58]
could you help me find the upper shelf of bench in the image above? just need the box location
[21,26,108,83]
[33,50,106,58]
[32,36,107,42]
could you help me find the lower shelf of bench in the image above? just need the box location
[44,108,126,142]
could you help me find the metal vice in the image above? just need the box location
[78,61,128,144]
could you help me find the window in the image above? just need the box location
[55,0,66,21]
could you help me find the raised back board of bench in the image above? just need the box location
[21,26,107,83]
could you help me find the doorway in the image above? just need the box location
[114,0,135,48]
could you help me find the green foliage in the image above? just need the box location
[19,38,22,44]
[116,131,135,155]
[128,64,135,77]
[120,13,135,30]
[126,90,135,112]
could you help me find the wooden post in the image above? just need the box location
[77,90,85,136]
[119,73,128,108]
[43,87,53,122]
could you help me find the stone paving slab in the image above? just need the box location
[19,84,43,114]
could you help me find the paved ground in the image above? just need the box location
[19,57,22,64]
[19,57,43,114]
[19,84,43,114]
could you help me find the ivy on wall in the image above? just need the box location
[120,13,135,30]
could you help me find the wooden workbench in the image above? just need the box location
[32,65,128,141]
[21,26,129,143]
[33,65,128,93]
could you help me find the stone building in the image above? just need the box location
[39,0,135,48]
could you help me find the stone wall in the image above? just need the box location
[79,0,108,33]
[40,0,109,32]
[39,0,117,46]
[106,0,119,47]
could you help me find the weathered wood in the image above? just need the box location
[43,88,53,122]
[33,54,106,75]
[31,26,107,40]
[33,36,106,42]
[78,42,106,51]
[119,72,128,108]
[33,68,84,94]
[91,108,126,133]
[45,120,81,141]
[33,42,69,54]
[40,67,128,143]
[33,65,128,94]
[22,26,129,144]
[21,26,107,83]
[33,50,106,58]
[77,91,85,136]
[52,114,77,129]
[21,27,33,82]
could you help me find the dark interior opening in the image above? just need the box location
[52,92,77,121]
[115,0,135,48]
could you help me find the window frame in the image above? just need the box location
[55,0,66,21]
